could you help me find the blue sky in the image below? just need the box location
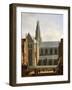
[21,13,63,41]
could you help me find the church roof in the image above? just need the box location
[26,33,33,42]
[35,21,41,42]
[40,41,59,48]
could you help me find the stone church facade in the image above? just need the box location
[21,21,62,67]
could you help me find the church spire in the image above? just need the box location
[35,21,41,43]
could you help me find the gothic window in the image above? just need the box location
[48,48,50,55]
[50,48,53,55]
[28,50,32,65]
[48,59,52,65]
[45,48,48,55]
[40,48,43,56]
[43,58,47,65]
[28,44,32,48]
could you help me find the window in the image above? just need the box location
[54,59,58,65]
[48,48,50,55]
[40,48,43,56]
[28,44,32,48]
[50,48,53,55]
[43,58,47,65]
[45,48,48,55]
[54,48,58,54]
[48,59,52,65]
[28,50,32,65]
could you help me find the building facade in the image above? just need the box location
[56,39,63,74]
[38,42,59,66]
[21,38,28,65]
[21,33,40,67]
[22,21,62,68]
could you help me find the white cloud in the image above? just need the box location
[42,29,63,41]
[21,13,63,41]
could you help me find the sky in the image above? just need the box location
[21,12,63,41]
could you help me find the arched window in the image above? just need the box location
[45,48,48,55]
[48,59,52,65]
[40,48,43,56]
[43,58,47,65]
[50,48,53,55]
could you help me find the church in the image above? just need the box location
[21,21,62,68]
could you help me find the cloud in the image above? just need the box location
[41,29,63,41]
[21,13,63,41]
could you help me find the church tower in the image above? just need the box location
[35,21,41,43]
[34,21,41,66]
